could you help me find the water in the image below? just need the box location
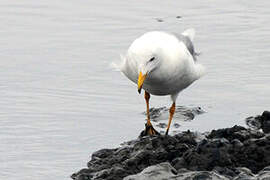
[0,0,269,179]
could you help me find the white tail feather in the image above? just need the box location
[110,54,126,72]
[110,62,121,71]
[182,28,196,42]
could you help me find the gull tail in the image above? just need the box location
[182,28,196,42]
[110,54,126,72]
[182,28,200,61]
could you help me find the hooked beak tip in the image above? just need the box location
[137,71,147,95]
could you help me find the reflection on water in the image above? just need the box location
[146,106,205,135]
[0,0,269,179]
[145,106,205,122]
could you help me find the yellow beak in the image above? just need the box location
[137,71,147,94]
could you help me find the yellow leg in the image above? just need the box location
[144,91,151,126]
[165,102,176,135]
[142,91,159,136]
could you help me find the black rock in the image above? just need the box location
[124,163,270,180]
[124,162,230,180]
[246,110,270,133]
[72,112,270,180]
[71,132,197,180]
[261,111,270,133]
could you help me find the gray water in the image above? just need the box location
[0,0,269,179]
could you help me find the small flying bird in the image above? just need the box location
[119,28,205,135]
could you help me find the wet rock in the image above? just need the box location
[246,110,270,133]
[207,125,264,142]
[261,111,270,133]
[72,131,197,180]
[124,162,230,180]
[124,163,270,180]
[123,162,177,180]
[246,115,262,130]
[156,122,167,128]
[176,138,233,172]
[72,112,270,180]
[257,166,270,179]
[178,127,269,174]
[213,166,237,178]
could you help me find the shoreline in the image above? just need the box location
[71,111,270,180]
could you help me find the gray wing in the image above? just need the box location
[173,33,198,61]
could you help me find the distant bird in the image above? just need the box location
[119,29,205,135]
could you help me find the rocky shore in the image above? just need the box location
[71,111,270,180]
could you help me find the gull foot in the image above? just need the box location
[140,123,160,137]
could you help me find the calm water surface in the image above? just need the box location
[0,0,269,179]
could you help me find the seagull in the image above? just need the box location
[118,28,205,135]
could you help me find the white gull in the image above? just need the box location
[118,28,205,135]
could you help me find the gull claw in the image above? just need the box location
[139,123,160,137]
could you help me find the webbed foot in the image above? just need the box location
[140,123,160,137]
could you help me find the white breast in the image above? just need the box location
[121,31,204,96]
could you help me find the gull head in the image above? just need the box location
[137,55,161,93]
[125,31,177,94]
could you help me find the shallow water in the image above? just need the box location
[0,0,269,179]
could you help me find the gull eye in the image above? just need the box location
[149,57,155,62]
